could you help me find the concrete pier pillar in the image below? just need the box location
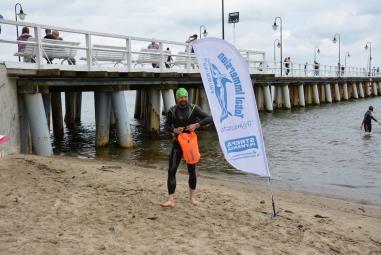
[199,88,211,114]
[378,82,381,95]
[372,82,378,96]
[282,85,291,109]
[256,86,264,111]
[64,92,77,125]
[24,93,53,156]
[111,91,133,148]
[352,82,359,99]
[291,86,299,107]
[358,82,365,98]
[51,92,64,137]
[305,85,312,105]
[140,90,148,120]
[162,89,176,115]
[134,90,142,118]
[263,85,273,112]
[188,88,194,104]
[94,92,111,147]
[325,83,332,103]
[298,84,305,107]
[75,92,82,121]
[42,93,51,130]
[18,95,32,154]
[148,89,161,133]
[320,84,326,103]
[276,86,283,109]
[270,85,276,103]
[110,107,116,126]
[312,84,320,105]
[334,83,341,102]
[343,82,349,100]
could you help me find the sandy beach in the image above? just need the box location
[0,154,380,255]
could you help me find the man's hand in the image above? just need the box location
[173,127,185,134]
[186,123,200,132]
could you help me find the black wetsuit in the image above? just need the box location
[164,103,212,194]
[363,110,378,132]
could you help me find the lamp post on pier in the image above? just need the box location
[199,25,208,39]
[332,33,341,76]
[344,52,350,76]
[272,16,283,76]
[273,38,280,68]
[221,0,225,39]
[15,3,27,62]
[365,42,372,76]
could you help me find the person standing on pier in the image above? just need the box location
[147,41,160,68]
[361,106,380,133]
[161,88,212,208]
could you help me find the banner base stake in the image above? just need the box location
[267,177,277,217]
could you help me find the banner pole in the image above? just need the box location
[267,176,277,217]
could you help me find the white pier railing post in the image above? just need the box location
[85,33,92,71]
[34,26,43,68]
[126,37,131,71]
[159,42,164,72]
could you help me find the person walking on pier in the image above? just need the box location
[361,106,380,133]
[161,88,212,208]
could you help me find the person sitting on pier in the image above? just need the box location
[161,88,212,208]
[360,106,380,133]
[44,29,55,39]
[17,26,33,62]
[147,41,159,68]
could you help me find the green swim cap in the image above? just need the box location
[176,88,188,99]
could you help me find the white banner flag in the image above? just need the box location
[193,38,270,177]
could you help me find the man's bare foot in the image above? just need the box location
[160,198,175,208]
[189,189,199,206]
[190,197,199,206]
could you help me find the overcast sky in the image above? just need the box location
[0,0,380,67]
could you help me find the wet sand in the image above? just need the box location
[0,154,380,254]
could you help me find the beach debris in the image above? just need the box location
[284,209,293,214]
[260,200,265,204]
[147,216,158,221]
[358,207,365,213]
[328,245,341,253]
[314,214,329,219]
[99,165,122,172]
[108,227,115,232]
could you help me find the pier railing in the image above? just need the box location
[0,19,378,78]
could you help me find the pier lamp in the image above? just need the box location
[15,3,27,62]
[314,47,320,62]
[272,16,283,76]
[365,42,372,76]
[199,25,208,38]
[221,0,225,39]
[332,33,341,73]
[273,39,281,63]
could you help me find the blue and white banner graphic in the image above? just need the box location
[193,38,270,177]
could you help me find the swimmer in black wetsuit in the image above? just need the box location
[360,106,380,133]
[161,88,212,208]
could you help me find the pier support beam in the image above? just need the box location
[199,88,211,114]
[358,82,365,98]
[305,85,312,105]
[256,86,265,111]
[42,93,51,129]
[64,92,77,125]
[24,93,53,156]
[111,91,133,148]
[263,85,273,112]
[94,92,111,147]
[334,83,341,102]
[298,84,305,107]
[282,85,291,110]
[372,81,378,96]
[75,92,82,121]
[343,82,349,100]
[325,83,332,103]
[312,84,320,105]
[51,92,64,137]
[270,85,276,103]
[161,89,176,115]
[18,95,32,154]
[276,86,283,109]
[134,90,142,118]
[352,82,359,99]
[147,89,161,133]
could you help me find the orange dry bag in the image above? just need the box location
[177,132,200,164]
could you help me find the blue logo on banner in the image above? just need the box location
[225,136,258,153]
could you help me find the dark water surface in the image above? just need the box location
[52,92,381,205]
